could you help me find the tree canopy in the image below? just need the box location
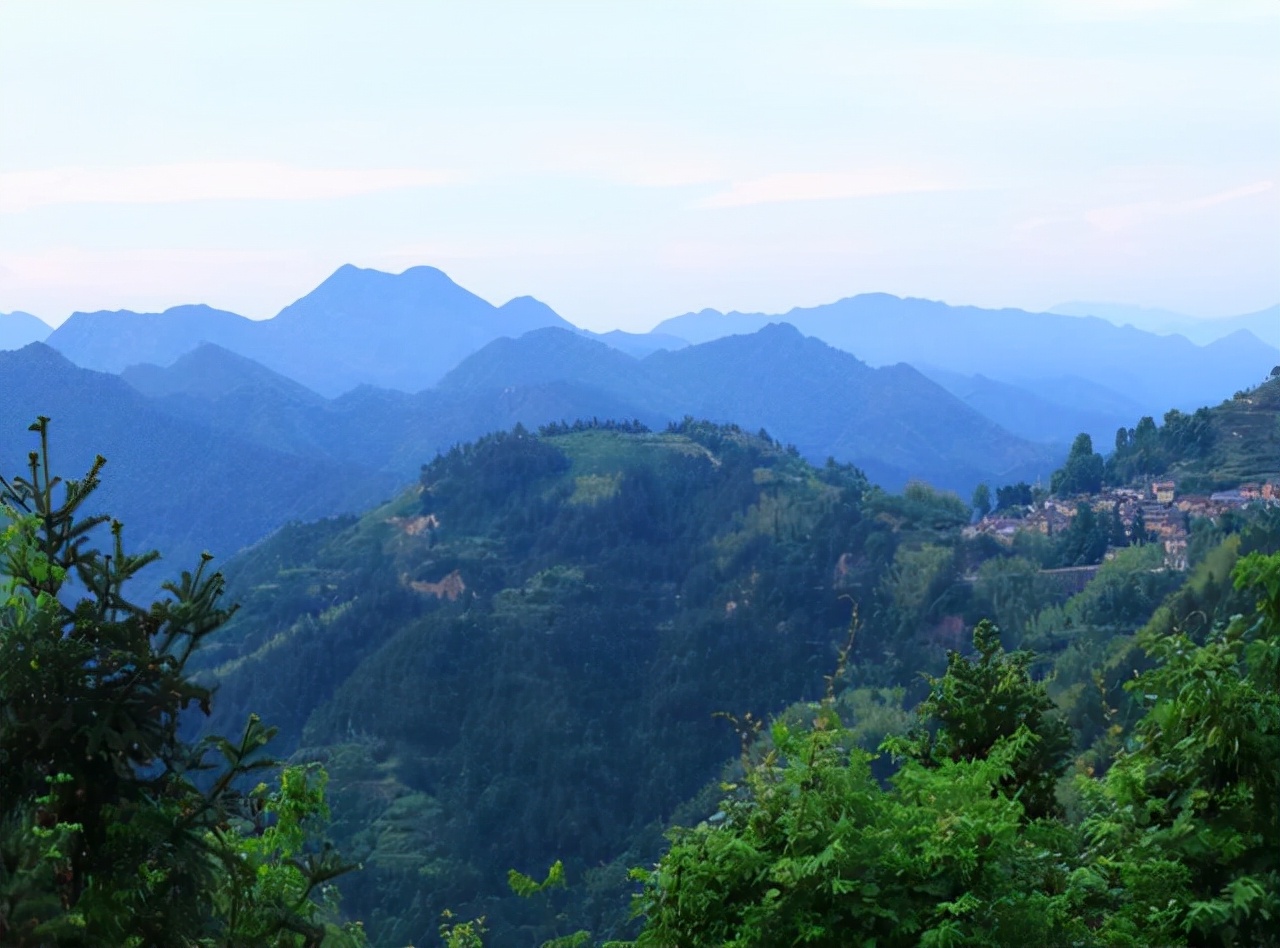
[626,553,1280,947]
[1050,433,1104,497]
[0,418,363,947]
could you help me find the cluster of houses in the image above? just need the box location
[967,479,1278,570]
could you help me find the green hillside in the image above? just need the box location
[195,419,1280,946]
[9,411,1280,946]
[1192,375,1280,485]
[1108,374,1280,490]
[199,421,985,945]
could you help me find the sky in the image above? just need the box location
[1,1,1277,331]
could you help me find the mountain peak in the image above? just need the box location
[753,321,806,341]
[0,340,75,370]
[439,326,640,395]
[290,264,467,308]
[165,303,250,321]
[275,264,485,325]
[0,311,54,350]
[1206,328,1271,351]
[122,342,326,403]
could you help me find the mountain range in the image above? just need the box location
[0,344,395,574]
[122,321,1057,492]
[653,294,1279,414]
[918,368,1145,448]
[28,266,1279,429]
[1050,300,1280,349]
[8,264,1280,948]
[0,318,1056,571]
[6,263,1276,570]
[435,324,1055,490]
[44,265,574,395]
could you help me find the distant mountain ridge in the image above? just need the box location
[45,265,576,396]
[644,325,1052,490]
[0,310,52,350]
[38,266,1276,421]
[919,367,1144,448]
[116,339,657,480]
[101,322,1059,496]
[653,293,1280,415]
[260,265,575,394]
[1051,300,1280,349]
[0,344,395,573]
[48,304,257,373]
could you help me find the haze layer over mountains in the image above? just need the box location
[3,264,1276,567]
[14,264,1276,414]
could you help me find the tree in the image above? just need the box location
[1080,551,1280,946]
[973,557,1051,646]
[994,481,1034,513]
[0,418,363,946]
[629,623,1085,947]
[897,619,1073,821]
[1114,426,1130,453]
[1050,433,1104,497]
[971,483,992,520]
[1108,502,1128,548]
[1130,505,1152,545]
[1054,502,1111,567]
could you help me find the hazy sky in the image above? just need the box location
[2,1,1277,330]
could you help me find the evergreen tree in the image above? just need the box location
[0,418,363,946]
[1054,502,1111,567]
[1131,505,1152,544]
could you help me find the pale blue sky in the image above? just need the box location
[1,1,1276,330]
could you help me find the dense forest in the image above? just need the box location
[3,401,1279,946]
[195,419,980,944]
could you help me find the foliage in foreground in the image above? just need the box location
[627,553,1280,947]
[0,419,363,946]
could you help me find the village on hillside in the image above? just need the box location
[966,478,1280,571]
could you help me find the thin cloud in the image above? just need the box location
[0,162,465,213]
[1084,180,1273,232]
[698,170,961,209]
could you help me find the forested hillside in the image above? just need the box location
[1107,373,1280,490]
[185,410,1280,946]
[197,421,993,944]
[6,408,1280,946]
